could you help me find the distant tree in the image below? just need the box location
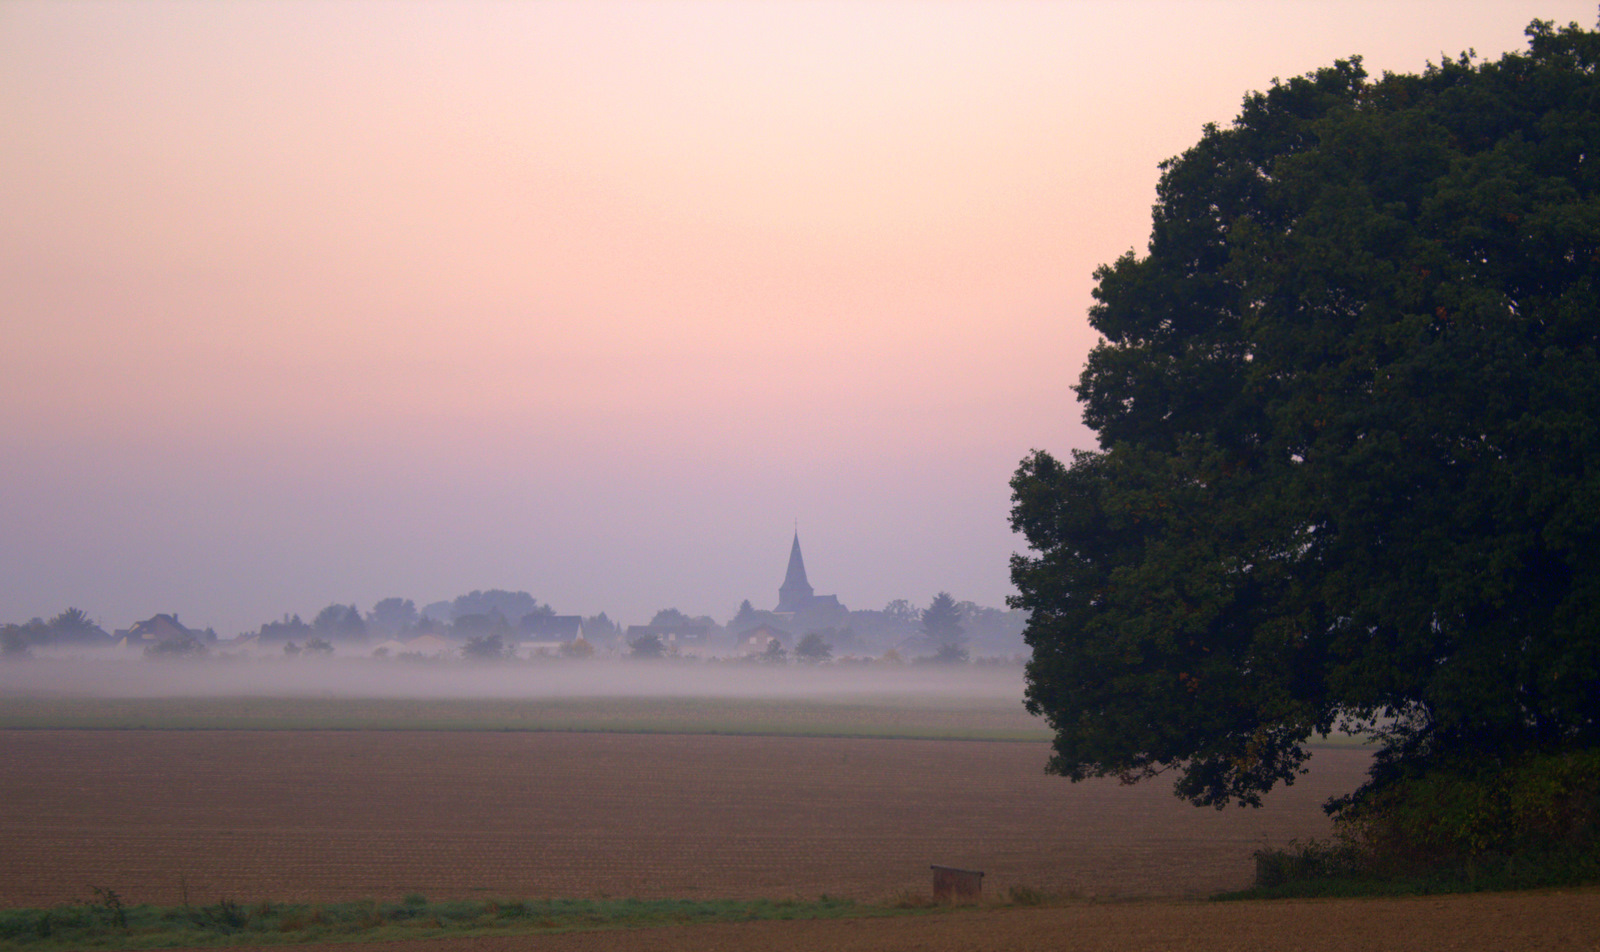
[1,626,30,658]
[312,604,346,631]
[48,608,110,645]
[650,608,693,627]
[759,638,787,664]
[312,604,366,641]
[258,613,312,645]
[575,613,621,648]
[794,632,833,664]
[954,602,1030,656]
[921,592,966,648]
[559,636,595,659]
[366,598,418,637]
[283,641,302,658]
[145,635,205,659]
[730,599,758,630]
[303,638,334,657]
[839,608,911,651]
[453,611,509,638]
[451,590,546,623]
[629,634,666,659]
[461,634,510,661]
[646,607,717,638]
[583,612,621,641]
[810,624,861,652]
[926,642,970,664]
[883,599,920,626]
[7,617,52,647]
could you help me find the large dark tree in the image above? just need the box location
[1010,21,1600,810]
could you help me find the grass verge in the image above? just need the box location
[0,893,944,950]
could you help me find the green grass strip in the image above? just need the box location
[0,894,937,950]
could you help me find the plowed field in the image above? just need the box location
[275,890,1600,952]
[2,730,1364,908]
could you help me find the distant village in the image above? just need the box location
[2,534,1028,664]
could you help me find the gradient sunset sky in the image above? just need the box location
[4,1,1593,634]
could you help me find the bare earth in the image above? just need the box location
[1,729,1359,906]
[282,891,1600,952]
[5,730,1593,950]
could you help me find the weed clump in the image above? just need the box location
[1005,885,1048,906]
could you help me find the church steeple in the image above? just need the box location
[776,531,814,612]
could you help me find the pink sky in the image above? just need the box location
[3,1,1592,633]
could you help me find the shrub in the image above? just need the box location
[794,632,832,663]
[1251,840,1364,889]
[1237,749,1600,897]
[629,634,666,659]
[145,636,206,659]
[1337,749,1600,870]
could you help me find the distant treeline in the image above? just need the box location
[1,590,1028,660]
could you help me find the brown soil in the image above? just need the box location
[6,730,1592,951]
[287,890,1600,952]
[4,729,1359,907]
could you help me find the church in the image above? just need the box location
[774,532,848,626]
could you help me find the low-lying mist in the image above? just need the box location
[0,656,1027,703]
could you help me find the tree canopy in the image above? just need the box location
[312,604,366,641]
[629,633,666,659]
[920,592,966,646]
[1010,20,1600,809]
[794,631,833,663]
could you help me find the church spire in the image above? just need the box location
[776,530,814,612]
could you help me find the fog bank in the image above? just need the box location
[0,657,1026,703]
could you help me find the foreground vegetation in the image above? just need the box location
[1012,18,1600,815]
[1223,749,1600,900]
[0,892,944,950]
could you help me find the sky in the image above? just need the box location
[3,1,1594,635]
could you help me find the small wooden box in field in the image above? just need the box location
[930,865,984,903]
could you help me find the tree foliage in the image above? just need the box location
[461,634,510,661]
[584,612,621,640]
[1010,21,1600,809]
[366,598,418,637]
[0,626,30,658]
[144,636,205,659]
[48,608,110,645]
[629,634,666,659]
[925,641,970,665]
[920,592,966,646]
[559,636,595,658]
[794,631,833,663]
[312,604,366,641]
[450,590,547,623]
